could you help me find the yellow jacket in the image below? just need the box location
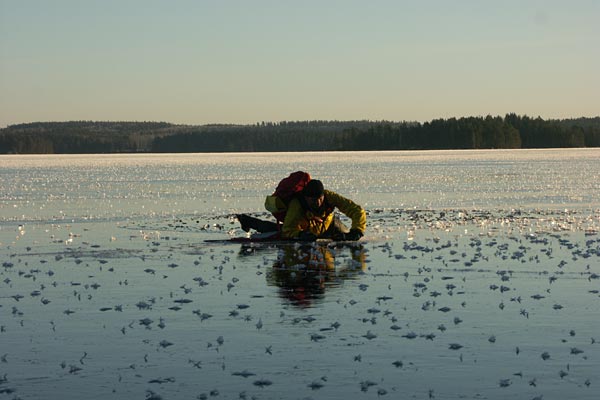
[282,190,366,239]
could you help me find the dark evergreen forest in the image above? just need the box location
[1,115,598,154]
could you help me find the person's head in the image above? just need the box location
[302,180,325,209]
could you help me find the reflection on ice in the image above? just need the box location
[265,243,367,307]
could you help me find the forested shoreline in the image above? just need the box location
[1,114,599,154]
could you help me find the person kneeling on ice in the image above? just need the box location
[282,179,366,241]
[237,178,366,241]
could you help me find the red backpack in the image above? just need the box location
[264,171,311,223]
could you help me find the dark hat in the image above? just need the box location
[303,180,324,197]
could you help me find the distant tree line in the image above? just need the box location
[1,115,599,154]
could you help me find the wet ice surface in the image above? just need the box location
[1,149,599,399]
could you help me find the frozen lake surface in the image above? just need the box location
[1,149,599,399]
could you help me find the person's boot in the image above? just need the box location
[236,214,278,233]
[236,214,252,232]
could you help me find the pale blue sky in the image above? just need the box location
[1,0,598,127]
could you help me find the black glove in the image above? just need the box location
[344,229,363,241]
[297,231,317,242]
